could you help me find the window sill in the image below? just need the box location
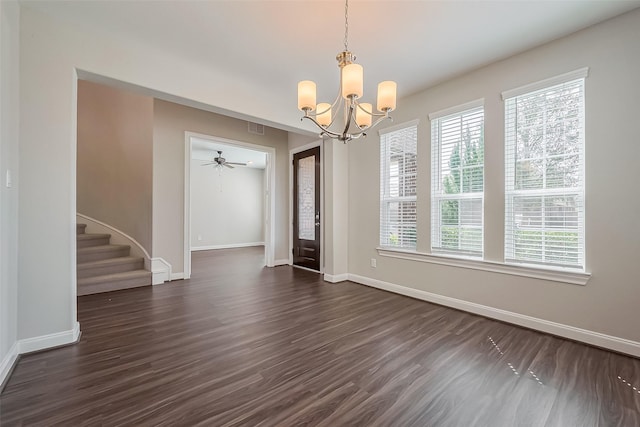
[376,247,591,286]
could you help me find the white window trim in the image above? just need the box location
[428,98,484,121]
[377,247,591,286]
[503,73,586,271]
[501,67,589,100]
[379,121,419,250]
[378,118,420,136]
[430,102,485,258]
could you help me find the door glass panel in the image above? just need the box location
[298,155,316,240]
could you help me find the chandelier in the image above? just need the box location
[297,0,397,142]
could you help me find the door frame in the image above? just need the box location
[289,140,324,272]
[183,131,276,279]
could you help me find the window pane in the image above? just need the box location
[516,159,543,189]
[297,155,316,240]
[431,105,484,257]
[546,155,580,188]
[384,201,417,248]
[505,76,585,269]
[380,124,418,249]
[544,195,578,229]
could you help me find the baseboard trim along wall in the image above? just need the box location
[17,322,81,354]
[0,343,19,390]
[191,242,264,251]
[150,257,172,285]
[170,272,185,281]
[274,259,291,267]
[348,274,640,358]
[324,273,349,283]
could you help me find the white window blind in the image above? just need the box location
[505,77,585,270]
[380,124,418,249]
[431,105,484,257]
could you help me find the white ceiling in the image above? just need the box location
[23,0,640,133]
[191,138,267,169]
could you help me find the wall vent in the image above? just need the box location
[248,122,265,136]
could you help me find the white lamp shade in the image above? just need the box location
[316,103,332,126]
[342,63,363,99]
[298,80,316,111]
[356,103,373,128]
[377,81,397,112]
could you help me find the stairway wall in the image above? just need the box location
[77,80,154,254]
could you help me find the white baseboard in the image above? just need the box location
[18,322,81,354]
[324,273,349,283]
[348,274,640,358]
[191,242,264,251]
[150,257,172,285]
[0,342,19,388]
[170,272,185,281]
[274,259,291,266]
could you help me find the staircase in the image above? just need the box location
[76,223,151,296]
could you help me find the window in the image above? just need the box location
[504,75,585,270]
[430,102,484,257]
[380,122,418,249]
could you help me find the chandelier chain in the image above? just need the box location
[344,0,349,51]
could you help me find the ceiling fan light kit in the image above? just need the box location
[297,0,397,143]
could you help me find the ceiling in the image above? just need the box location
[192,138,267,169]
[23,1,640,133]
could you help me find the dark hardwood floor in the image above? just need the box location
[1,247,639,426]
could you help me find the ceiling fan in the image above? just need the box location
[201,150,246,169]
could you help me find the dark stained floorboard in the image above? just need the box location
[1,247,639,426]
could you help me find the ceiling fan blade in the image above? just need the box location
[226,162,247,166]
[201,162,216,166]
[224,164,235,169]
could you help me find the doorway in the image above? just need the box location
[292,145,322,272]
[184,132,276,279]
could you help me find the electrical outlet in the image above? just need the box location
[197,235,203,241]
[370,258,377,268]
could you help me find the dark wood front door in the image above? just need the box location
[293,146,321,271]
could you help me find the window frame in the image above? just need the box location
[503,68,588,271]
[429,100,485,259]
[379,120,419,250]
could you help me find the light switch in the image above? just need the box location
[5,170,12,188]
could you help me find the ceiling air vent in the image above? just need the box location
[248,122,265,136]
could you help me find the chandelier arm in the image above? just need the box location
[349,103,366,131]
[348,112,393,137]
[367,113,394,130]
[342,101,355,139]
[354,101,387,118]
[301,115,343,139]
[323,95,344,130]
[306,70,344,119]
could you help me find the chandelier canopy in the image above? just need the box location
[297,0,397,142]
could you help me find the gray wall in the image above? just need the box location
[77,80,154,252]
[191,161,264,248]
[153,99,289,273]
[348,10,640,342]
[0,0,19,377]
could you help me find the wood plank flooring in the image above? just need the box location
[1,247,639,426]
